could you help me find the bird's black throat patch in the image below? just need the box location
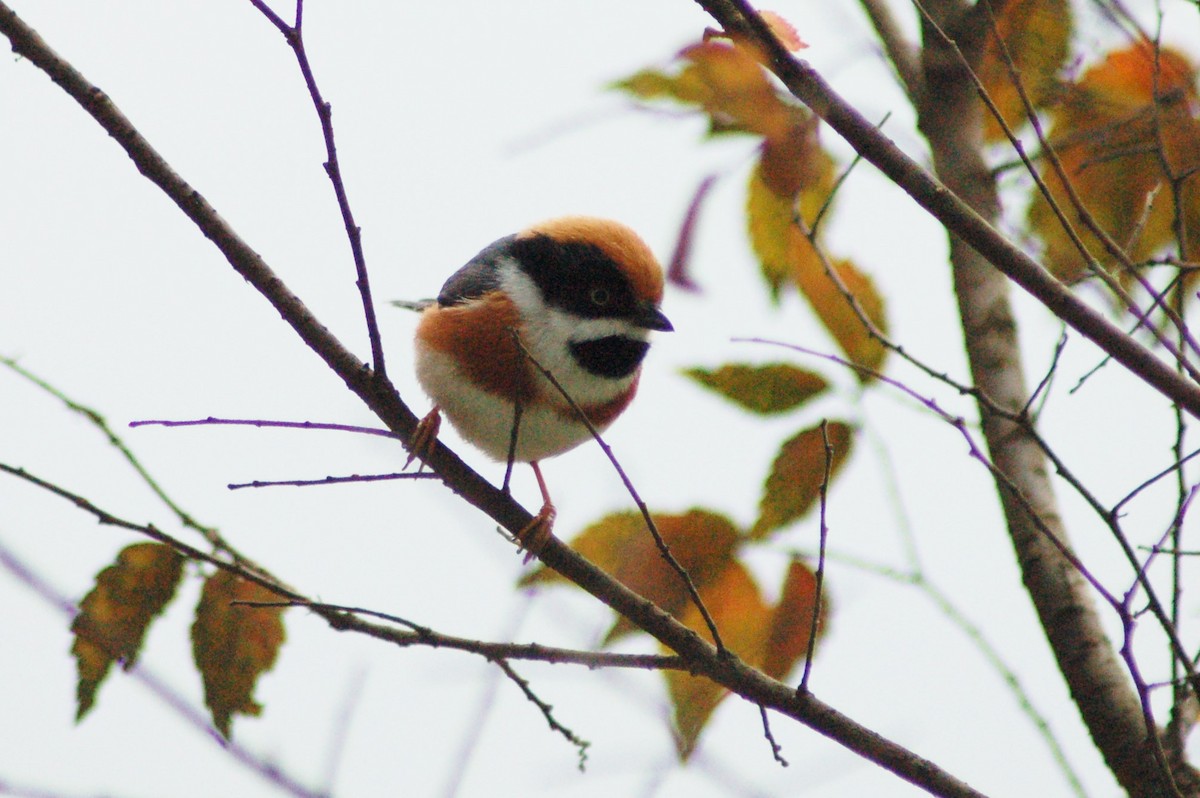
[569,336,650,379]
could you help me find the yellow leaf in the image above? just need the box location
[1028,42,1200,281]
[71,542,184,721]
[191,570,286,738]
[684,362,827,414]
[665,561,770,759]
[979,0,1072,141]
[793,257,889,378]
[746,155,832,299]
[521,509,741,643]
[752,421,853,540]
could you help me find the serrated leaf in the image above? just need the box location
[793,256,889,379]
[71,542,184,721]
[759,10,807,53]
[684,363,827,414]
[1028,42,1200,282]
[752,421,853,540]
[192,570,286,738]
[521,509,741,643]
[979,0,1072,142]
[665,560,770,759]
[761,559,825,680]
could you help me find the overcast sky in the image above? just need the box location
[3,2,1199,797]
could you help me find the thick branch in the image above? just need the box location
[0,5,988,795]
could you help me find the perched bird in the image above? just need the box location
[407,216,673,553]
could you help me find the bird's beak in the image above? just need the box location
[633,302,673,332]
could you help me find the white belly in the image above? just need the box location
[415,347,613,462]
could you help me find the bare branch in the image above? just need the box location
[249,0,388,377]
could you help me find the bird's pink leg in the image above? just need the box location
[516,461,556,561]
[405,406,442,469]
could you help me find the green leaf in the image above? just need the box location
[685,362,827,414]
[71,542,184,721]
[752,421,853,540]
[191,571,286,738]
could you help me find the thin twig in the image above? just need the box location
[507,331,726,655]
[800,421,832,694]
[231,599,687,670]
[249,0,387,378]
[131,417,399,440]
[227,472,436,490]
[494,659,591,770]
[758,704,789,767]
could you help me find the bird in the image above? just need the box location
[405,216,673,556]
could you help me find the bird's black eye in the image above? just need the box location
[590,287,611,307]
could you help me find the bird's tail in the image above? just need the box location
[390,299,436,312]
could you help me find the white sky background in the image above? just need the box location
[2,1,1198,797]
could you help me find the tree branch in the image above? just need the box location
[691,0,1200,420]
[0,5,992,795]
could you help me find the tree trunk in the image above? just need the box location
[916,6,1176,795]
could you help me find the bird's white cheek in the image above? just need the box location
[520,309,643,406]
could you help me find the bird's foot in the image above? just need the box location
[516,501,556,564]
[405,406,441,469]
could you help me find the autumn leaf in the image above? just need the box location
[71,542,184,721]
[613,40,795,140]
[521,509,741,643]
[978,0,1072,142]
[667,174,718,293]
[684,362,828,414]
[793,256,889,378]
[761,559,824,680]
[759,10,807,53]
[192,570,286,738]
[665,561,770,759]
[1028,42,1200,282]
[746,154,832,299]
[752,421,853,540]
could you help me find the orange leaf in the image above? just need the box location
[793,256,889,378]
[665,561,770,758]
[759,10,807,53]
[761,559,825,680]
[978,0,1072,141]
[191,570,286,738]
[684,362,827,414]
[752,421,853,540]
[1028,43,1200,281]
[71,542,184,721]
[678,41,796,140]
[521,509,741,643]
[613,41,796,141]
